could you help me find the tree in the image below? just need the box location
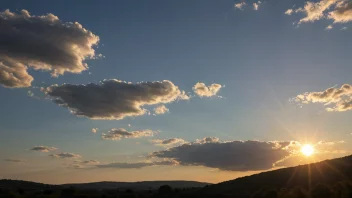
[310,184,332,198]
[158,185,173,194]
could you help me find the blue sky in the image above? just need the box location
[0,0,352,183]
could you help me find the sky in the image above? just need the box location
[0,0,352,184]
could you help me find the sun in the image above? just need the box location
[301,144,314,156]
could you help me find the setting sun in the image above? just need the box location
[301,144,314,157]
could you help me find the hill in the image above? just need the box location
[61,180,211,190]
[198,155,352,197]
[0,179,210,190]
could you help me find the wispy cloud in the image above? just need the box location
[97,160,178,169]
[49,152,81,159]
[30,146,57,152]
[152,138,186,146]
[102,128,156,140]
[4,159,23,163]
[325,24,334,30]
[253,1,262,11]
[234,2,246,10]
[285,9,294,15]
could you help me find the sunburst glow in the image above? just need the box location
[301,144,314,156]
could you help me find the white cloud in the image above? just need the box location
[154,105,169,115]
[295,0,339,24]
[102,128,156,140]
[44,80,189,120]
[328,1,352,23]
[285,9,294,15]
[30,146,57,152]
[286,0,352,25]
[253,1,262,10]
[0,9,100,88]
[193,82,222,97]
[234,2,246,10]
[325,24,334,29]
[92,128,98,133]
[341,26,348,30]
[293,84,352,112]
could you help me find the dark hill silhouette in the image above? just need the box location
[199,155,352,197]
[61,180,211,190]
[0,179,210,190]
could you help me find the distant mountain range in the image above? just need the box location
[0,179,211,190]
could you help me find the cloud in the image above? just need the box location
[195,137,220,144]
[286,0,352,24]
[68,160,100,169]
[295,0,339,24]
[91,128,98,133]
[193,82,222,97]
[102,128,155,140]
[0,9,100,88]
[30,146,57,152]
[97,160,178,169]
[49,152,81,159]
[81,160,100,165]
[44,80,189,120]
[341,26,348,30]
[325,24,334,29]
[253,1,262,10]
[234,2,246,10]
[152,138,186,146]
[328,1,352,23]
[293,84,352,112]
[154,105,169,115]
[4,159,23,163]
[150,138,294,171]
[285,9,294,15]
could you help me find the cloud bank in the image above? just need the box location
[44,80,189,120]
[293,84,352,112]
[0,9,100,88]
[102,128,155,140]
[150,138,293,171]
[193,82,222,97]
[30,146,57,152]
